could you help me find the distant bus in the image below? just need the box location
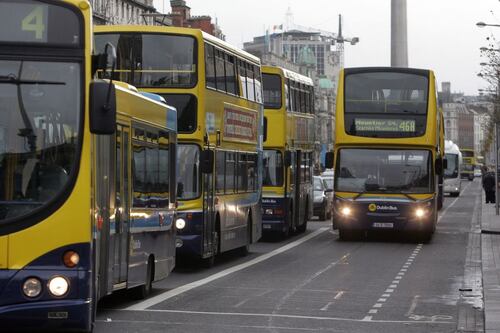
[444,140,462,196]
[460,148,475,181]
[261,66,314,237]
[95,25,263,266]
[329,67,445,242]
[0,2,177,331]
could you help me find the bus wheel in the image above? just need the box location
[297,203,308,233]
[130,257,154,300]
[238,214,252,256]
[416,231,432,244]
[202,230,218,268]
[338,229,359,241]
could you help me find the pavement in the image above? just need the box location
[481,189,500,332]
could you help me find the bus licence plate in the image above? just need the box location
[373,223,394,228]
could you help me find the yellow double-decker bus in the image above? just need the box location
[0,2,178,331]
[460,148,475,181]
[329,67,445,242]
[95,25,263,266]
[261,66,314,237]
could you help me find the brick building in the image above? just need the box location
[169,0,225,40]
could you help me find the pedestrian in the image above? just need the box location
[483,170,496,204]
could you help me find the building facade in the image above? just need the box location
[90,0,170,25]
[168,0,225,40]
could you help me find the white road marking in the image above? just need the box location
[334,291,345,300]
[126,227,329,311]
[320,302,334,311]
[110,309,454,325]
[438,182,470,223]
[405,295,420,317]
[365,243,423,320]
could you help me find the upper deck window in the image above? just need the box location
[0,1,81,47]
[344,71,429,138]
[263,73,282,109]
[94,33,197,88]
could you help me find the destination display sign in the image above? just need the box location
[354,118,416,133]
[223,105,258,144]
[0,1,81,46]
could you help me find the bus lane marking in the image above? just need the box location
[126,227,329,311]
[364,243,423,321]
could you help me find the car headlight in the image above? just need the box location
[48,276,69,297]
[176,218,186,230]
[415,208,425,218]
[23,278,42,298]
[341,207,351,216]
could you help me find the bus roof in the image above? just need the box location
[445,140,461,155]
[94,25,260,65]
[114,82,177,132]
[344,67,432,77]
[262,65,313,86]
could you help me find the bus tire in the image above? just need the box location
[282,207,293,239]
[202,228,219,268]
[130,256,154,300]
[297,202,308,233]
[417,231,432,244]
[338,229,358,241]
[238,214,252,256]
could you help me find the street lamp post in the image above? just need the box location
[478,51,500,214]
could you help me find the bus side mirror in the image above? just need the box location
[201,150,214,174]
[325,152,334,169]
[90,81,116,135]
[284,151,292,167]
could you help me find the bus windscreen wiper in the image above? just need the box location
[0,74,66,86]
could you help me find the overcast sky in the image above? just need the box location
[154,0,500,95]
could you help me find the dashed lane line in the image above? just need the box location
[362,243,423,321]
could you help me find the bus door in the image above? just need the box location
[113,127,130,283]
[294,150,302,228]
[202,148,215,257]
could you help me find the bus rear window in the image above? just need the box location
[263,73,282,109]
[344,71,429,138]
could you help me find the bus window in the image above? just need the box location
[177,145,200,200]
[263,73,282,109]
[216,151,225,193]
[205,43,216,89]
[159,94,197,134]
[215,49,226,92]
[225,54,238,95]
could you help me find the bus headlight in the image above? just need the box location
[415,208,425,218]
[176,218,186,230]
[48,276,69,297]
[341,207,352,217]
[23,278,42,298]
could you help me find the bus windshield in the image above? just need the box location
[95,33,197,88]
[344,71,429,138]
[335,149,432,194]
[263,150,283,187]
[263,73,282,109]
[0,60,81,221]
[177,144,200,200]
[444,153,459,179]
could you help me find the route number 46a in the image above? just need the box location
[22,6,45,40]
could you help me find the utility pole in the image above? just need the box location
[391,0,408,67]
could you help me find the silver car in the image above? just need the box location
[313,176,333,220]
